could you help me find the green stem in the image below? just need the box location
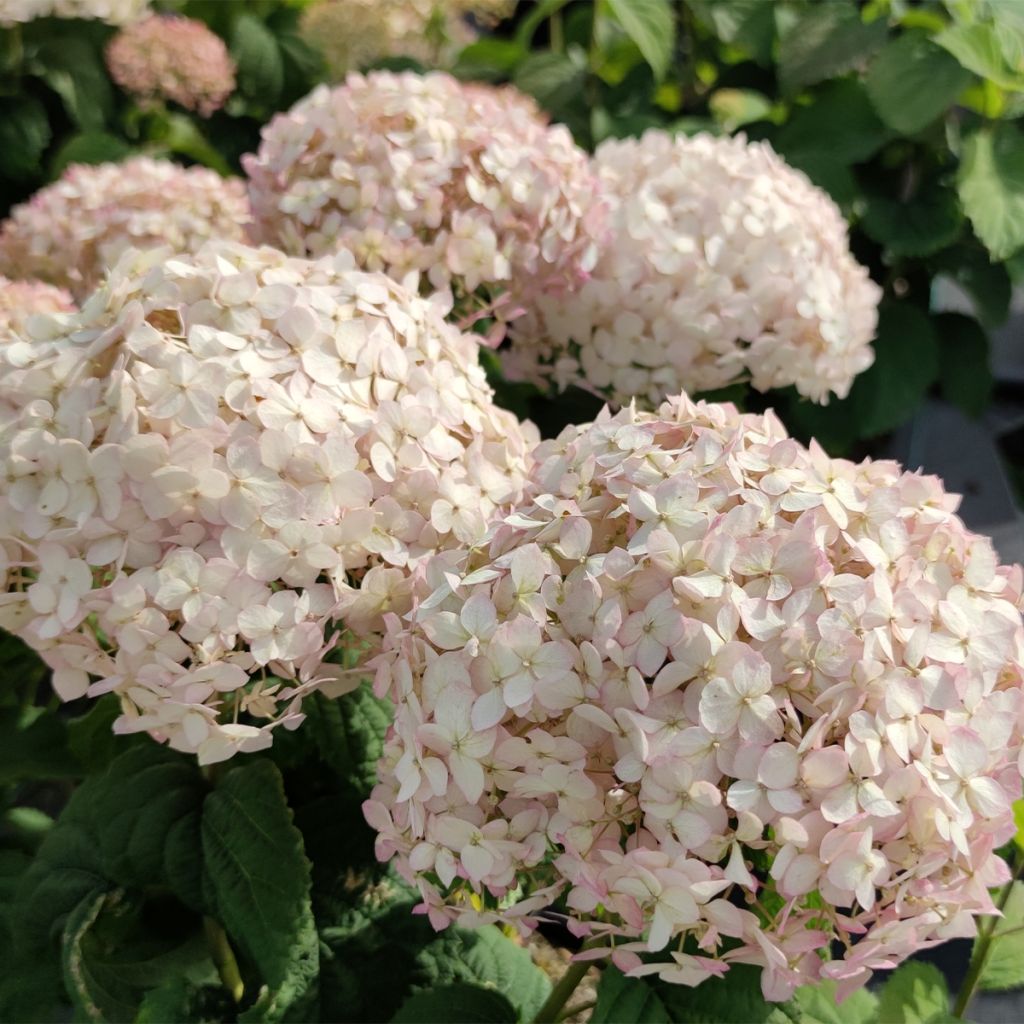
[534,957,592,1024]
[556,997,597,1022]
[953,863,1019,1018]
[203,917,244,1004]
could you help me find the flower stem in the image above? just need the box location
[557,998,597,1022]
[203,916,244,1003]
[953,865,1019,1018]
[534,957,592,1024]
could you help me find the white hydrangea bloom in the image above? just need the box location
[505,130,882,407]
[0,241,534,764]
[0,0,148,23]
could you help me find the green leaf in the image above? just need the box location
[0,94,50,182]
[934,312,993,417]
[979,882,1024,991]
[774,79,890,168]
[932,245,1012,328]
[453,39,527,81]
[231,12,284,107]
[49,132,133,177]
[592,968,669,1023]
[958,125,1024,261]
[15,745,207,955]
[66,693,130,773]
[593,964,795,1024]
[157,113,232,176]
[791,979,877,1024]
[604,0,676,81]
[303,684,390,796]
[876,961,951,1021]
[709,88,773,131]
[936,21,1024,92]
[514,0,571,47]
[0,705,79,784]
[1014,798,1024,851]
[31,37,113,132]
[513,50,587,110]
[201,759,318,1021]
[777,3,888,95]
[429,925,551,1023]
[62,888,214,1024]
[391,983,518,1023]
[689,0,775,65]
[861,184,963,258]
[865,32,973,134]
[845,302,939,439]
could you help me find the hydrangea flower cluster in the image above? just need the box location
[365,394,1024,1000]
[0,0,147,24]
[106,14,236,116]
[505,131,882,407]
[0,158,250,300]
[0,277,74,338]
[299,0,514,79]
[0,241,534,764]
[244,71,604,329]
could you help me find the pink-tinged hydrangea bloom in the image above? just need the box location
[299,0,514,79]
[0,241,534,764]
[244,71,605,330]
[106,14,236,116]
[0,0,147,24]
[0,277,74,337]
[365,394,1024,1000]
[506,131,882,407]
[0,158,250,300]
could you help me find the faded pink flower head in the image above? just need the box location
[365,394,1024,1001]
[0,157,250,299]
[0,276,74,337]
[106,14,236,116]
[0,241,535,765]
[506,130,882,407]
[244,71,606,330]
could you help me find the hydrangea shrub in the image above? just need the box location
[245,71,605,330]
[0,158,251,299]
[505,131,882,408]
[367,394,1024,999]
[0,241,533,763]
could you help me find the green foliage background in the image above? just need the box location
[2,1,1024,1022]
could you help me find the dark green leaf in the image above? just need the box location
[861,184,963,258]
[31,37,112,131]
[876,961,950,1022]
[62,889,213,1024]
[689,0,775,64]
[774,79,890,168]
[202,759,318,1021]
[66,694,131,773]
[936,21,1024,92]
[231,13,284,107]
[592,967,669,1023]
[934,312,992,418]
[157,113,233,176]
[514,0,572,47]
[513,51,587,110]
[932,245,1012,328]
[958,125,1024,261]
[0,705,79,784]
[303,684,390,796]
[0,94,51,183]
[391,983,517,1023]
[604,0,676,81]
[979,881,1024,991]
[846,301,939,438]
[49,132,133,177]
[777,3,887,95]
[865,32,972,134]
